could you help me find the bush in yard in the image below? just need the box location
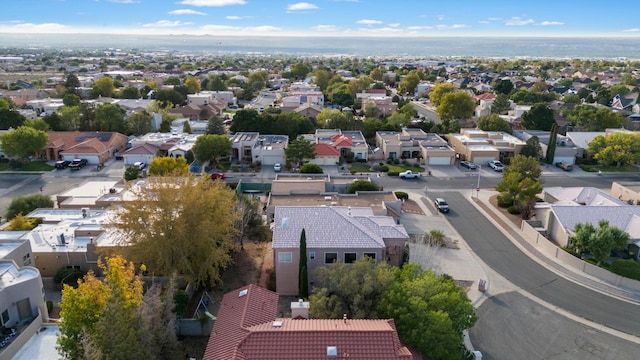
[6,194,54,220]
[386,158,393,164]
[299,163,323,173]
[346,180,380,194]
[507,205,520,214]
[497,195,513,208]
[46,300,53,315]
[379,162,384,166]
[611,259,640,281]
[393,158,400,165]
[394,191,409,201]
[371,164,381,171]
[388,171,399,176]
[380,165,389,172]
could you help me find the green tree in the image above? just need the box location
[183,76,201,94]
[477,114,511,133]
[400,103,418,118]
[309,258,395,319]
[23,118,50,132]
[520,136,542,159]
[113,176,238,288]
[562,105,623,131]
[299,163,323,173]
[58,105,81,131]
[507,154,542,181]
[206,116,226,135]
[148,156,189,176]
[0,126,48,159]
[90,76,116,98]
[95,103,127,133]
[588,132,640,167]
[428,83,455,107]
[571,220,630,266]
[42,112,64,131]
[317,108,346,127]
[127,110,153,135]
[361,117,383,141]
[491,93,511,115]
[398,72,420,95]
[378,263,477,360]
[298,228,308,298]
[124,166,141,181]
[545,123,558,164]
[346,180,380,193]
[0,108,26,130]
[64,73,80,92]
[494,79,514,95]
[285,136,316,167]
[437,91,475,121]
[521,103,555,131]
[290,62,311,79]
[62,93,81,107]
[120,86,141,99]
[192,134,232,165]
[183,120,192,134]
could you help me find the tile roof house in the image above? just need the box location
[376,128,454,166]
[272,206,408,295]
[536,187,640,259]
[46,131,128,164]
[202,284,417,360]
[122,143,159,167]
[303,129,370,165]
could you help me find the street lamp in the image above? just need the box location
[476,164,481,200]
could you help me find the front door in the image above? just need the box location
[17,298,32,322]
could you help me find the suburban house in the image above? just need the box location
[230,132,289,165]
[272,206,409,296]
[188,91,234,106]
[447,128,525,163]
[376,128,455,165]
[362,96,398,118]
[265,174,399,221]
[280,82,324,112]
[122,143,159,167]
[513,130,579,165]
[292,102,323,118]
[169,103,224,120]
[611,182,640,205]
[0,259,48,359]
[303,129,370,164]
[535,187,640,260]
[202,284,417,360]
[611,93,638,111]
[46,131,128,164]
[25,98,64,115]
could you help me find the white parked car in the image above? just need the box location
[273,163,282,172]
[488,160,503,172]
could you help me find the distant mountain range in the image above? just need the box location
[1,33,639,59]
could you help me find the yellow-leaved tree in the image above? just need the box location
[112,175,239,289]
[148,156,189,176]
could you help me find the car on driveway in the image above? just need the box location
[460,161,477,170]
[133,161,146,170]
[69,158,88,171]
[210,172,226,180]
[488,160,504,172]
[555,162,573,171]
[273,163,282,172]
[55,160,71,169]
[434,198,450,213]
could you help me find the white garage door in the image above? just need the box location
[124,156,149,166]
[472,157,496,166]
[261,155,283,165]
[553,157,575,165]
[428,157,451,165]
[311,156,338,166]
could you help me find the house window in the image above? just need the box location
[325,252,338,264]
[344,253,357,264]
[243,148,252,157]
[278,252,292,263]
[389,152,396,159]
[1,309,8,326]
[363,252,377,261]
[309,252,315,260]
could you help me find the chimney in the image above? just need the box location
[343,314,347,324]
[291,298,310,319]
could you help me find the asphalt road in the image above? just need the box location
[432,191,640,337]
[471,291,639,360]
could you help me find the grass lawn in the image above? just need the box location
[349,163,371,172]
[0,161,54,171]
[580,163,639,172]
[387,164,425,173]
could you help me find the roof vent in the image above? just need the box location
[327,346,338,357]
[239,289,248,297]
[282,217,289,229]
[272,321,282,328]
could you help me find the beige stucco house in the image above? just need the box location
[376,128,455,165]
[448,128,525,164]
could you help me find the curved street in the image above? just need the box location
[432,191,640,337]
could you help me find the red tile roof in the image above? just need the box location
[203,285,418,360]
[123,143,159,155]
[314,143,340,157]
[474,93,497,101]
[330,134,353,147]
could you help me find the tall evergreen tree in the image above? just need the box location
[546,123,558,164]
[298,228,308,298]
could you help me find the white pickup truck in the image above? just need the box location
[399,170,421,179]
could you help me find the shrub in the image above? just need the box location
[426,229,446,246]
[507,206,520,214]
[611,259,640,281]
[346,180,380,194]
[379,162,384,166]
[386,158,393,164]
[402,160,409,166]
[371,164,381,171]
[388,171,399,176]
[6,194,54,220]
[46,300,53,315]
[266,269,276,291]
[393,158,400,165]
[124,166,141,181]
[299,163,323,173]
[497,195,513,208]
[562,247,581,258]
[395,191,409,201]
[173,290,190,317]
[380,165,389,172]
[53,267,86,288]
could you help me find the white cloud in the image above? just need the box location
[199,24,282,35]
[623,28,640,32]
[312,25,338,31]
[179,0,246,6]
[478,21,490,24]
[143,20,193,27]
[169,9,207,15]
[387,23,400,28]
[505,17,535,26]
[488,17,502,21]
[435,24,468,30]
[0,22,70,33]
[287,2,319,12]
[356,19,382,25]
[437,14,445,21]
[226,15,252,20]
[407,25,434,30]
[539,21,564,26]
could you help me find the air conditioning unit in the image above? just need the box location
[324,196,332,201]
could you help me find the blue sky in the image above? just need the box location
[1,0,639,37]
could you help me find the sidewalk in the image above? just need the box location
[469,189,640,304]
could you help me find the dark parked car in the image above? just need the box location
[55,160,71,169]
[69,158,88,170]
[460,161,477,170]
[434,198,450,213]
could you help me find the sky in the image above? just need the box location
[1,0,639,38]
